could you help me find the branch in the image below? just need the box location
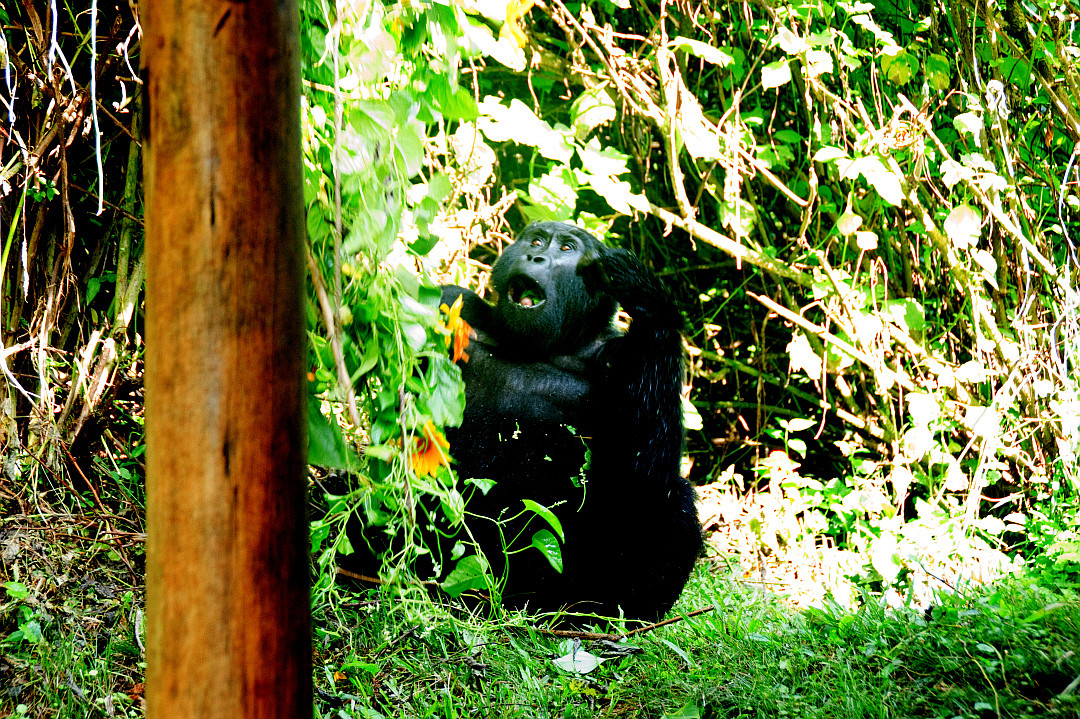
[648,204,814,287]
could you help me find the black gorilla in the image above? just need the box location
[440,221,702,622]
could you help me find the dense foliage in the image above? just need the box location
[294,0,1080,600]
[2,0,1080,715]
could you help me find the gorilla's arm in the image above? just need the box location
[579,248,685,480]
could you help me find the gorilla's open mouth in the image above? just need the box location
[507,276,547,308]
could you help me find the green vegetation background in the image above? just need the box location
[2,0,1080,716]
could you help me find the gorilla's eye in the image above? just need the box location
[560,243,573,251]
[531,239,543,247]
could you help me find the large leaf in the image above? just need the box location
[571,86,617,139]
[477,97,573,162]
[306,391,360,469]
[761,59,792,89]
[522,499,564,540]
[442,554,491,597]
[670,36,735,66]
[530,529,563,573]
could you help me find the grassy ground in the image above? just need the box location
[2,496,1079,719]
[309,564,1080,719]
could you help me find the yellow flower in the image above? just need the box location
[499,0,535,49]
[409,421,451,477]
[439,294,471,363]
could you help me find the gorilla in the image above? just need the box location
[438,221,702,622]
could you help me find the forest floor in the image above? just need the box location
[1,477,1079,718]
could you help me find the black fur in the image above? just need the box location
[442,221,702,622]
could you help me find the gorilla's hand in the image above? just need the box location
[577,246,680,328]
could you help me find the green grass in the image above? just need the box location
[4,513,1080,718]
[309,565,1080,719]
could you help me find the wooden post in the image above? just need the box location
[142,0,311,716]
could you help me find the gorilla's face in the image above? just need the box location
[490,222,616,353]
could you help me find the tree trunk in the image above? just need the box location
[142,0,311,715]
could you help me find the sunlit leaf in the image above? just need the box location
[670,36,735,66]
[907,392,940,426]
[836,211,862,235]
[787,332,821,378]
[773,27,810,54]
[806,49,834,77]
[762,59,792,89]
[553,643,604,673]
[869,533,902,583]
[780,417,817,433]
[953,112,984,137]
[856,231,878,250]
[813,146,848,163]
[838,156,904,206]
[675,92,723,159]
[571,86,617,139]
[477,97,573,161]
[880,46,916,84]
[943,204,981,248]
[682,395,704,431]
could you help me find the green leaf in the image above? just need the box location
[571,86,617,139]
[522,499,564,540]
[19,620,43,644]
[662,701,703,719]
[441,489,466,526]
[530,529,563,573]
[884,298,926,334]
[465,477,497,495]
[849,13,898,46]
[659,638,696,668]
[1000,57,1032,90]
[434,83,478,121]
[926,53,951,92]
[880,47,916,84]
[4,582,29,600]
[426,355,466,428]
[306,392,360,470]
[526,167,578,220]
[441,554,491,597]
[394,123,424,177]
